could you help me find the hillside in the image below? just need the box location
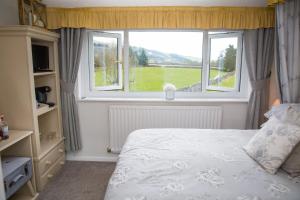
[131,47,202,66]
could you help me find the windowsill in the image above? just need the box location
[78,97,249,103]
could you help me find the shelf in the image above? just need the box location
[0,130,33,152]
[39,137,63,159]
[37,105,56,116]
[0,25,63,193]
[0,130,37,200]
[33,71,55,77]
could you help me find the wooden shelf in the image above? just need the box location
[0,130,37,200]
[33,71,56,77]
[39,137,63,159]
[0,130,33,152]
[37,105,56,116]
[0,26,64,192]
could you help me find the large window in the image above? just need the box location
[128,32,203,92]
[82,30,247,98]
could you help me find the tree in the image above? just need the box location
[223,45,237,72]
[129,46,138,66]
[210,60,217,69]
[138,48,148,66]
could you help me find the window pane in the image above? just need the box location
[129,32,203,92]
[208,36,238,91]
[93,35,120,88]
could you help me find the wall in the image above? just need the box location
[0,0,19,25]
[269,62,280,106]
[67,100,248,161]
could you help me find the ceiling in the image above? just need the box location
[42,0,268,8]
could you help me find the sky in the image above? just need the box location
[129,32,203,59]
[129,32,237,60]
[210,37,238,60]
[96,31,238,60]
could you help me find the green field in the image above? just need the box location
[95,66,235,91]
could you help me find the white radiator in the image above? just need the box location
[109,105,222,153]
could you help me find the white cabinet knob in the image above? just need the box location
[45,160,52,165]
[60,161,65,165]
[58,149,64,153]
[47,174,53,179]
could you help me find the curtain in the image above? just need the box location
[59,28,86,152]
[268,0,286,6]
[46,7,275,30]
[275,0,300,103]
[244,29,275,129]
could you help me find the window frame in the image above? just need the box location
[80,30,249,99]
[88,31,123,91]
[205,32,243,92]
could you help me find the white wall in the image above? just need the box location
[67,100,248,161]
[0,0,19,25]
[269,62,280,106]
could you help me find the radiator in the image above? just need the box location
[109,105,222,153]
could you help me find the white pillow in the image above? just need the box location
[264,104,300,119]
[282,144,300,177]
[262,105,300,128]
[280,106,300,126]
[244,116,300,174]
[279,107,300,176]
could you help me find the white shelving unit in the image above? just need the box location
[0,25,65,193]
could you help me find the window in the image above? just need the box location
[82,30,247,98]
[207,32,242,92]
[88,32,122,90]
[128,31,203,92]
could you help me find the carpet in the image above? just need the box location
[37,161,116,200]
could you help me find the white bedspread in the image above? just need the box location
[105,129,300,200]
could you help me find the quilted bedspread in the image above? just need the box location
[105,129,300,200]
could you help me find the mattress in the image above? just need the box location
[105,129,300,200]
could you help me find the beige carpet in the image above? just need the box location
[38,161,116,200]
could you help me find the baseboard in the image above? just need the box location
[66,155,118,162]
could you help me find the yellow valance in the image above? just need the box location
[46,6,275,30]
[268,0,286,6]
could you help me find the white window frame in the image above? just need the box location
[88,31,123,91]
[80,30,249,99]
[205,32,243,92]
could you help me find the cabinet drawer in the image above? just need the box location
[39,142,65,175]
[40,155,65,190]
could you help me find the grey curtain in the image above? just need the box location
[244,28,275,129]
[275,0,300,103]
[59,28,86,152]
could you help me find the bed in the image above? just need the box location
[104,129,300,200]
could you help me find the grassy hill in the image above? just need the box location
[131,47,202,66]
